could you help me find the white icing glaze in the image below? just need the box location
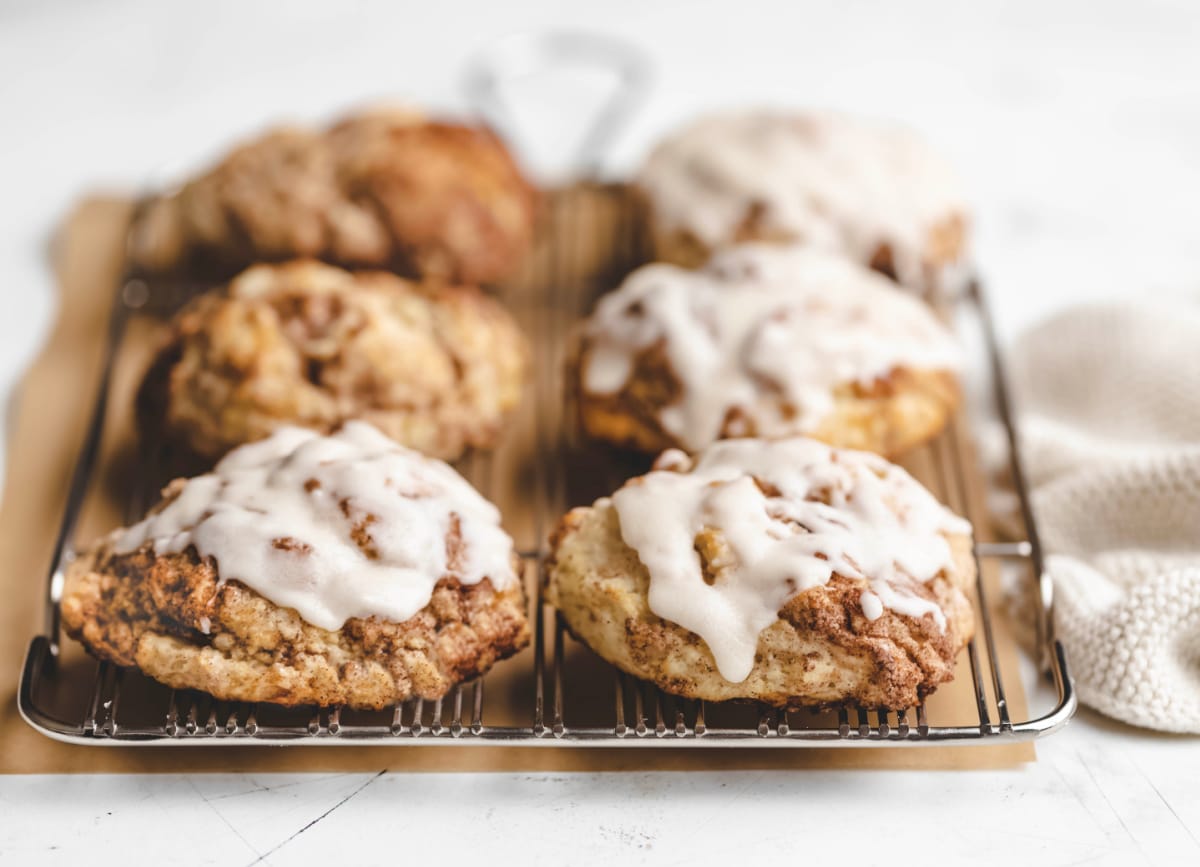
[114,422,517,631]
[637,109,967,288]
[610,439,971,683]
[859,591,884,621]
[582,244,961,452]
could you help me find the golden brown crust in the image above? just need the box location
[546,501,975,709]
[138,260,529,462]
[130,109,537,285]
[575,335,959,460]
[61,484,530,710]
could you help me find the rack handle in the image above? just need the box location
[463,30,652,178]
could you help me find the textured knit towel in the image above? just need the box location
[1009,302,1200,733]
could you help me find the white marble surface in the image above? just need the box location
[2,0,1199,863]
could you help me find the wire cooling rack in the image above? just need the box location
[16,181,1075,748]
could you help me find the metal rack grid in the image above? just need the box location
[17,182,1075,747]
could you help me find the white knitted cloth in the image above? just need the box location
[1009,302,1200,733]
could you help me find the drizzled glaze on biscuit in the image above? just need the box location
[609,438,971,682]
[637,109,967,288]
[582,244,960,452]
[116,422,516,632]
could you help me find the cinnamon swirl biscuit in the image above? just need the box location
[139,260,529,463]
[61,423,530,709]
[546,438,975,709]
[576,244,960,459]
[130,108,537,284]
[637,110,968,292]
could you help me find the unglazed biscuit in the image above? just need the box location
[138,260,529,463]
[575,244,960,459]
[637,110,968,292]
[130,108,537,285]
[62,424,530,709]
[546,438,975,709]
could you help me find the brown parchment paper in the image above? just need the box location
[0,192,1034,773]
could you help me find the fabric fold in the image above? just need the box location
[1010,302,1200,733]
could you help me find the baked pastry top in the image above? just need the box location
[139,260,529,463]
[576,244,960,458]
[130,107,537,285]
[637,110,968,292]
[546,438,975,708]
[62,423,530,709]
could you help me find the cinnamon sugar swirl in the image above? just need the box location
[130,107,537,285]
[62,423,530,709]
[546,438,974,708]
[576,244,960,459]
[637,110,968,293]
[138,260,529,463]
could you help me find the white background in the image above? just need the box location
[1,0,1199,863]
